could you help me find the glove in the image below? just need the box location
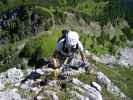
[80,62,86,68]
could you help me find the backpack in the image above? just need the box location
[57,29,68,43]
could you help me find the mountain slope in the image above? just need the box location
[0,0,133,99]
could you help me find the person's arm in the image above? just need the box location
[78,41,86,63]
[51,49,59,68]
[51,39,63,68]
[80,50,86,63]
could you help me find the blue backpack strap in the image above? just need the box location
[57,29,69,43]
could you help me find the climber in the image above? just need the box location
[51,29,86,69]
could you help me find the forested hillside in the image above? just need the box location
[0,0,133,69]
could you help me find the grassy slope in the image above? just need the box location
[95,62,133,99]
[21,27,62,58]
[77,62,133,99]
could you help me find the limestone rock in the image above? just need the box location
[44,91,59,100]
[107,83,127,99]
[99,48,133,68]
[6,68,24,84]
[118,48,133,67]
[70,91,90,100]
[96,72,128,99]
[96,72,111,87]
[0,80,5,90]
[0,89,25,100]
[72,78,103,100]
[85,50,101,63]
[100,54,116,66]
[36,96,43,100]
[91,82,102,92]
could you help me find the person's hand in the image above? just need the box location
[53,59,58,68]
[80,61,90,69]
[50,58,58,69]
[79,62,85,67]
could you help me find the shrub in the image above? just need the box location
[19,30,60,59]
[19,41,35,58]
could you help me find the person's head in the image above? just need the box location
[66,31,79,48]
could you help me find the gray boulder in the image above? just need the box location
[118,48,133,67]
[70,91,90,100]
[91,82,102,92]
[107,83,127,99]
[36,96,43,100]
[44,91,59,100]
[72,78,103,100]
[99,48,133,68]
[96,72,128,99]
[96,72,111,87]
[6,68,24,84]
[100,54,116,67]
[0,80,5,90]
[0,89,25,100]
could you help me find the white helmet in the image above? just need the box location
[66,31,79,47]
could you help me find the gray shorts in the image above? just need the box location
[57,53,82,66]
[56,53,73,65]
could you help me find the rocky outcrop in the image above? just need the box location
[107,83,128,99]
[0,80,5,90]
[100,54,116,67]
[0,59,130,100]
[100,48,133,68]
[0,65,99,100]
[96,72,128,99]
[72,78,103,100]
[85,50,101,63]
[118,48,133,67]
[0,67,24,91]
[96,72,111,87]
[70,91,88,100]
[85,48,133,68]
[91,82,102,92]
[0,89,25,100]
[43,91,59,100]
[6,68,24,84]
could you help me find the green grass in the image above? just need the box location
[34,6,54,20]
[76,0,96,14]
[77,73,96,84]
[95,62,133,99]
[20,29,61,58]
[102,87,122,100]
